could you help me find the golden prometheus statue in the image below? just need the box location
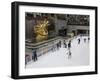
[34,19,49,42]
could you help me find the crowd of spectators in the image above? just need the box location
[67,14,89,26]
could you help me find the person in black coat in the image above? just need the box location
[32,49,38,62]
[68,40,71,49]
[78,38,80,44]
[84,38,86,43]
[63,40,67,48]
[56,43,59,50]
[88,37,90,40]
[59,41,61,48]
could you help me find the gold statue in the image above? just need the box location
[34,19,49,42]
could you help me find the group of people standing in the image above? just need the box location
[31,36,90,62]
[31,40,62,62]
[77,36,90,44]
[51,40,62,52]
[52,39,71,52]
[28,38,72,65]
[52,39,72,59]
[63,40,71,50]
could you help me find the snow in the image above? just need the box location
[26,36,90,68]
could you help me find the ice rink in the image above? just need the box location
[26,36,90,68]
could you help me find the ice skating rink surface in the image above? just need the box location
[26,36,90,68]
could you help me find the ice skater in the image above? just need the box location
[68,50,72,59]
[32,49,38,62]
[84,38,86,43]
[59,40,62,48]
[88,37,90,42]
[52,45,56,52]
[66,49,72,59]
[56,43,59,50]
[63,40,67,48]
[68,40,71,49]
[78,38,80,44]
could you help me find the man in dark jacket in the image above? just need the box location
[32,48,38,62]
[78,38,80,44]
[68,40,71,49]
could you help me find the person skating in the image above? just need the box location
[52,45,55,52]
[88,37,90,42]
[63,40,67,48]
[68,40,71,49]
[56,43,59,50]
[32,49,38,62]
[59,40,61,48]
[84,38,86,43]
[66,49,72,59]
[68,50,72,59]
[65,43,67,48]
[78,38,80,44]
